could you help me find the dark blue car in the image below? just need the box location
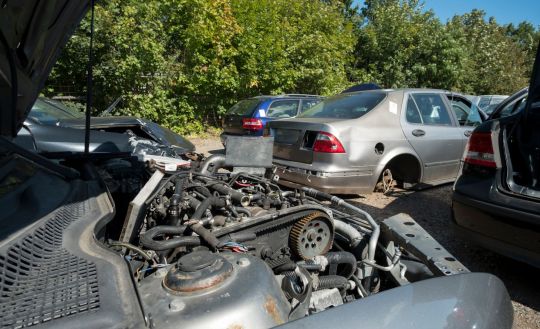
[220,94,322,145]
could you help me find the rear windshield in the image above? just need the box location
[298,92,386,119]
[29,98,84,125]
[227,99,262,116]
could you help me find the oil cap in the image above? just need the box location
[163,251,234,293]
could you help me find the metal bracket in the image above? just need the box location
[381,213,469,277]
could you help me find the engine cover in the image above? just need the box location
[138,253,290,329]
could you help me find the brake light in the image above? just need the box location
[464,132,496,168]
[242,118,263,131]
[313,132,345,153]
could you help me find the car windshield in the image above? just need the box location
[298,92,386,119]
[29,98,84,125]
[226,99,262,116]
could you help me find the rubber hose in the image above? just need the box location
[334,220,363,248]
[140,225,203,251]
[192,196,226,220]
[316,275,350,291]
[325,251,357,279]
[185,195,201,209]
[188,221,221,250]
[208,182,249,206]
[234,207,252,217]
[193,186,212,197]
[274,262,322,274]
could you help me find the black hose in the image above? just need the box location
[185,195,201,209]
[326,251,357,279]
[140,225,203,251]
[187,221,221,250]
[192,196,227,220]
[207,181,250,206]
[193,185,212,197]
[235,207,252,217]
[167,177,186,226]
[316,275,350,291]
[274,262,322,274]
[183,197,228,250]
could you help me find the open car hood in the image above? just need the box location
[0,1,89,138]
[524,41,540,123]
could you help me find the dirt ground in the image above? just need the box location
[191,137,540,329]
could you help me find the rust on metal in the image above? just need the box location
[227,324,243,329]
[264,296,284,325]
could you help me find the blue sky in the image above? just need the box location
[354,1,540,27]
[422,0,540,26]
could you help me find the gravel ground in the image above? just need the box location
[191,137,540,329]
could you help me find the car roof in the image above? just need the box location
[251,94,323,100]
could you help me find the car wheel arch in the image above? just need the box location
[372,150,424,190]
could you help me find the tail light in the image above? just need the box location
[242,118,263,131]
[313,132,346,153]
[463,132,496,168]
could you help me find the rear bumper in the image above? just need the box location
[452,191,540,267]
[274,165,376,194]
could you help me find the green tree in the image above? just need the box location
[231,0,355,96]
[505,21,540,76]
[353,0,467,90]
[447,10,529,94]
[47,0,355,134]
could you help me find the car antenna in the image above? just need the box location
[84,0,96,155]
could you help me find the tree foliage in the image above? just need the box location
[354,0,467,90]
[46,0,538,134]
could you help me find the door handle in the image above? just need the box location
[464,130,472,137]
[412,129,425,137]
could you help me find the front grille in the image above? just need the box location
[0,201,100,328]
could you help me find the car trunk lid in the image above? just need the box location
[501,41,540,198]
[270,118,344,164]
[223,98,264,135]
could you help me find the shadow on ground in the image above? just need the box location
[340,185,540,312]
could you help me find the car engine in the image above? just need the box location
[98,138,468,329]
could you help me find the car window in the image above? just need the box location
[298,92,386,119]
[300,99,321,113]
[406,97,422,124]
[498,96,527,118]
[29,98,83,125]
[227,99,262,116]
[449,97,482,127]
[410,94,452,126]
[266,100,299,118]
[477,96,491,109]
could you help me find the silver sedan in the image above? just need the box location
[269,89,483,194]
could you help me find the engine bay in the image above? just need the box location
[88,138,469,329]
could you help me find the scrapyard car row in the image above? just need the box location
[0,2,515,329]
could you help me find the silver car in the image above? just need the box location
[269,89,483,194]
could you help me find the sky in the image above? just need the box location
[422,0,540,26]
[354,1,540,27]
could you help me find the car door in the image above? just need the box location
[401,92,463,183]
[446,94,483,150]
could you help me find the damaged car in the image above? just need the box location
[13,96,195,157]
[0,1,513,329]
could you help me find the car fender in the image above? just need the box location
[371,146,424,188]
